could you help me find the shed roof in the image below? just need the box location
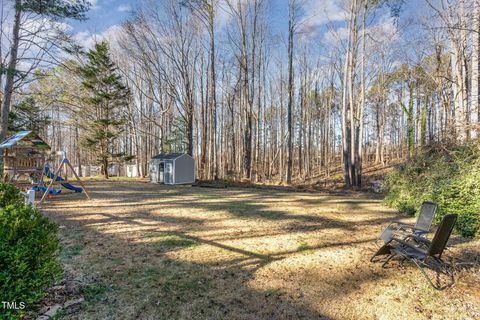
[0,131,50,149]
[152,153,186,160]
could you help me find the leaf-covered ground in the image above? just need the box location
[41,181,480,320]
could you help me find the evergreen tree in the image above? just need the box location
[80,41,130,179]
[9,97,50,133]
[162,117,188,154]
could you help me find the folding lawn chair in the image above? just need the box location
[371,214,458,290]
[378,201,438,242]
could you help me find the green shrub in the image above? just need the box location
[384,143,480,238]
[0,183,24,208]
[0,202,61,319]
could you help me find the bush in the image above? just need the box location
[0,183,24,208]
[384,143,480,238]
[0,188,61,319]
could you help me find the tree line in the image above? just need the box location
[2,0,480,184]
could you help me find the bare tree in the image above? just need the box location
[0,0,89,142]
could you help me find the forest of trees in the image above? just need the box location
[1,0,480,184]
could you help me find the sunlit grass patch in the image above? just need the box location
[419,285,441,305]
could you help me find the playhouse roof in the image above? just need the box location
[0,131,50,149]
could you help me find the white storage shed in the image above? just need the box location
[149,153,195,185]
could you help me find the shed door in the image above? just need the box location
[164,162,173,184]
[159,162,164,183]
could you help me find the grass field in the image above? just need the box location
[41,181,480,320]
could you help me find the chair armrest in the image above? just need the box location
[380,223,429,243]
[397,224,429,233]
[388,222,426,233]
[384,234,413,245]
[411,234,431,245]
[386,222,413,230]
[395,223,414,230]
[391,237,428,255]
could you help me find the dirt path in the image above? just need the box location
[41,181,480,320]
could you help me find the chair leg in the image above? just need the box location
[381,253,396,268]
[411,258,454,290]
[412,259,439,289]
[370,252,380,262]
[370,244,393,262]
[435,257,455,283]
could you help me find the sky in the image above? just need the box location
[70,0,136,32]
[66,0,425,50]
[66,0,136,47]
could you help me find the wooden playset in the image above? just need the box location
[0,131,91,204]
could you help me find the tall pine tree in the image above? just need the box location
[80,41,130,179]
[9,97,50,133]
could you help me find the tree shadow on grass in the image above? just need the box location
[43,182,413,251]
[40,189,379,318]
[40,182,480,319]
[45,186,363,236]
[44,212,336,320]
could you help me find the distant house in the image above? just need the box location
[126,164,138,177]
[108,164,120,177]
[149,153,195,185]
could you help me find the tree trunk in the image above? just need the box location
[103,158,109,179]
[0,1,21,142]
[209,3,218,179]
[407,81,415,158]
[75,127,82,177]
[472,0,480,133]
[355,2,367,187]
[286,0,295,184]
[341,0,356,187]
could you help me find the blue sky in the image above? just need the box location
[69,0,136,33]
[67,0,423,49]
[68,0,348,47]
[69,0,292,35]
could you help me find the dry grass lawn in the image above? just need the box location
[41,181,480,320]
